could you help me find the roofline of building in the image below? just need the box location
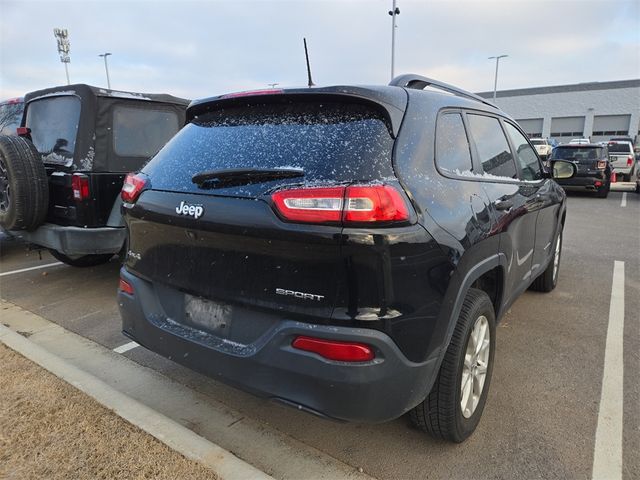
[476,79,640,98]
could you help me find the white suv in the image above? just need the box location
[530,138,553,160]
[608,141,636,181]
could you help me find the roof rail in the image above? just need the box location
[390,74,496,108]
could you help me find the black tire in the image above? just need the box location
[49,249,113,267]
[530,229,562,293]
[595,182,610,198]
[0,136,49,231]
[409,288,496,443]
[636,182,640,194]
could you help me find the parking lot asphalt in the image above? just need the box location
[1,186,638,480]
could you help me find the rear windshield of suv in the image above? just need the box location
[607,143,632,154]
[143,102,394,194]
[531,139,544,145]
[551,146,604,162]
[25,95,81,167]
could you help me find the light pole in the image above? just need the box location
[53,28,71,85]
[388,1,400,81]
[488,54,508,102]
[99,53,112,89]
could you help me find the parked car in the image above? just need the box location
[607,140,635,181]
[550,143,611,197]
[117,74,574,443]
[0,97,24,136]
[0,84,188,266]
[530,137,553,161]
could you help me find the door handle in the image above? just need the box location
[494,199,513,211]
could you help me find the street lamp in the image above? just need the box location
[53,28,71,85]
[99,53,112,90]
[388,1,400,81]
[488,54,508,102]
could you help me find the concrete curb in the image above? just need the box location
[0,322,273,480]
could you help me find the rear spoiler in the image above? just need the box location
[186,86,408,137]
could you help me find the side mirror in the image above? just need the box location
[552,160,576,180]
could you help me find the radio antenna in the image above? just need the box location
[304,38,315,87]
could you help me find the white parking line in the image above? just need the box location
[620,192,627,207]
[592,260,624,480]
[0,262,64,277]
[113,341,140,354]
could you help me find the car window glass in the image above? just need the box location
[143,102,395,195]
[25,96,80,166]
[435,113,473,174]
[505,123,542,181]
[467,114,517,179]
[0,101,24,136]
[113,106,179,157]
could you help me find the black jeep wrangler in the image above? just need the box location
[0,84,188,266]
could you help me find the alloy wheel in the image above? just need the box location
[460,315,491,418]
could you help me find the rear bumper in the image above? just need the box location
[118,267,440,423]
[556,175,608,191]
[12,223,126,255]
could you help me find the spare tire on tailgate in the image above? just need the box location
[0,135,49,231]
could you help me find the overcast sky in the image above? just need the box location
[1,0,638,100]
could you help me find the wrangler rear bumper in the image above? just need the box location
[12,223,126,255]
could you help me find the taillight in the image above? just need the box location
[597,160,607,170]
[121,173,149,203]
[16,127,31,137]
[71,173,90,200]
[292,336,374,362]
[627,156,634,166]
[272,185,411,225]
[118,278,134,295]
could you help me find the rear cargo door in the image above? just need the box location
[125,100,398,322]
[552,146,604,176]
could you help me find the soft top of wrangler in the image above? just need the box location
[23,84,189,173]
[24,84,189,107]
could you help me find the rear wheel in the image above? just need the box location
[49,249,113,267]
[530,229,562,292]
[0,136,48,231]
[409,288,495,443]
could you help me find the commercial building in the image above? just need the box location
[477,79,640,144]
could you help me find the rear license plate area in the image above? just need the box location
[184,294,232,336]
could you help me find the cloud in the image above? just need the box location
[1,0,638,101]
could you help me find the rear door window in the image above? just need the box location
[504,122,543,181]
[113,106,179,157]
[143,102,394,195]
[607,143,632,154]
[0,100,24,136]
[467,114,517,179]
[25,95,81,166]
[552,146,603,162]
[435,113,473,174]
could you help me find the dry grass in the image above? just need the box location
[0,343,217,479]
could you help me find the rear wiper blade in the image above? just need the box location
[192,168,304,186]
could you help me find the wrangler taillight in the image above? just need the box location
[271,185,411,225]
[71,173,90,200]
[121,173,149,203]
[627,156,634,166]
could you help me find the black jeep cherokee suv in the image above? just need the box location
[118,75,575,442]
[0,84,187,266]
